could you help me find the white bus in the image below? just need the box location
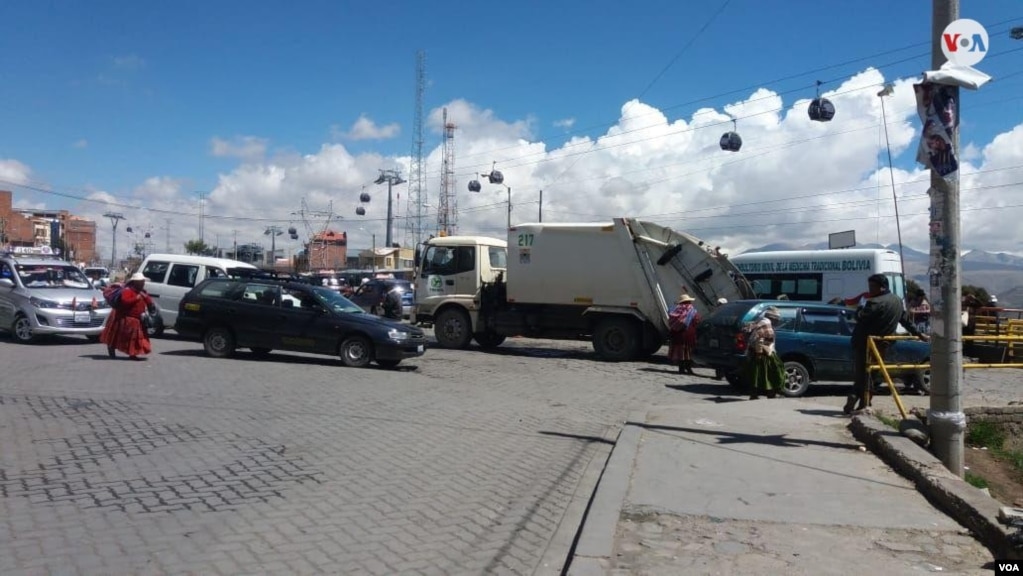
[729,248,905,304]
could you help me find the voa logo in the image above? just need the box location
[941,18,989,66]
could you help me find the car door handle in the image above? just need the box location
[150,294,160,298]
[445,279,454,286]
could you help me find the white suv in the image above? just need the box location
[0,250,114,343]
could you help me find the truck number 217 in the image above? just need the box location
[517,234,534,247]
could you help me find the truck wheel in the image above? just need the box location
[638,323,663,358]
[474,332,506,349]
[592,317,640,361]
[434,308,473,349]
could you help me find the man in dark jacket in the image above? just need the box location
[845,274,930,415]
[381,284,404,321]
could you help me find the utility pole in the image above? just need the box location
[198,192,206,246]
[103,212,125,270]
[539,190,543,222]
[929,0,964,477]
[233,229,238,259]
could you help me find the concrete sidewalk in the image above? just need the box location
[568,397,995,575]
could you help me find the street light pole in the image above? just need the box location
[103,212,124,271]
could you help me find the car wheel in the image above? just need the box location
[147,316,165,338]
[203,326,236,358]
[250,347,272,359]
[12,314,35,344]
[434,308,473,349]
[905,362,932,395]
[377,358,401,368]
[592,316,639,361]
[474,331,506,349]
[340,336,373,368]
[782,361,811,398]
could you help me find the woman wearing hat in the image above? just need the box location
[99,272,156,360]
[741,306,786,399]
[668,292,700,375]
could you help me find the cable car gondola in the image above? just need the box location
[719,119,742,152]
[355,206,366,216]
[808,80,836,122]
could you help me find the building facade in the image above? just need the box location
[1,190,98,263]
[306,230,347,271]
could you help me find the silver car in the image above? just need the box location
[0,252,114,343]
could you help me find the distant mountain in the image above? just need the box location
[740,243,1023,309]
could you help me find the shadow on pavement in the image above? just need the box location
[795,408,848,418]
[538,430,615,445]
[626,421,861,450]
[158,349,420,371]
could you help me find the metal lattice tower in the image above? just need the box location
[438,107,457,236]
[404,50,427,248]
[292,198,335,270]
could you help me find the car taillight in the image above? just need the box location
[735,332,747,353]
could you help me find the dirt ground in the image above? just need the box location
[965,447,1023,506]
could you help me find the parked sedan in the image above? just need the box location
[694,300,931,397]
[175,277,427,368]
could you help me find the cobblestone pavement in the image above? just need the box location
[0,333,687,576]
[3,332,1018,575]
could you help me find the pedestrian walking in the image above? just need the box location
[741,306,785,399]
[667,293,700,375]
[100,272,156,361]
[845,274,929,415]
[908,288,931,333]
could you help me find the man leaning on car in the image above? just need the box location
[846,274,930,415]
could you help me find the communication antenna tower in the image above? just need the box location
[438,107,457,236]
[404,50,428,248]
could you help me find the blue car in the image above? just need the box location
[694,300,931,397]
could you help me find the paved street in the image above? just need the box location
[2,332,1018,575]
[0,333,684,576]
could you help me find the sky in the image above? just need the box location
[2,0,1022,263]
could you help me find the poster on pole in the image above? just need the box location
[914,82,959,180]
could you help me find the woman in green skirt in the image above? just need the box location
[741,306,786,399]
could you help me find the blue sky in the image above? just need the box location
[2,0,1022,257]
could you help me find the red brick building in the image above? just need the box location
[306,229,348,271]
[1,190,98,263]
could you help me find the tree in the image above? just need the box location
[184,239,213,256]
[962,284,992,306]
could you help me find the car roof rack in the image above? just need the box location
[224,268,319,285]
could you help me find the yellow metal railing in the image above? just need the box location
[866,334,1023,419]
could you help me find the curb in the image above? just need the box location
[533,423,620,576]
[566,410,648,576]
[849,414,1023,561]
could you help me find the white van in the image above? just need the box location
[137,254,257,334]
[729,248,906,303]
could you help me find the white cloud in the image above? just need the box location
[74,67,1023,265]
[554,118,575,129]
[210,136,269,161]
[73,139,89,149]
[334,115,401,141]
[0,158,32,186]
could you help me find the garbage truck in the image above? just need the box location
[412,218,754,361]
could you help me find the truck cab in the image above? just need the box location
[412,236,507,345]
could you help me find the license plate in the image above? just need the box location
[709,338,719,348]
[417,345,424,353]
[74,311,91,324]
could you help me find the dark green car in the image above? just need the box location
[176,277,427,368]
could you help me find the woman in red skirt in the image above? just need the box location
[668,293,700,374]
[100,272,155,360]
